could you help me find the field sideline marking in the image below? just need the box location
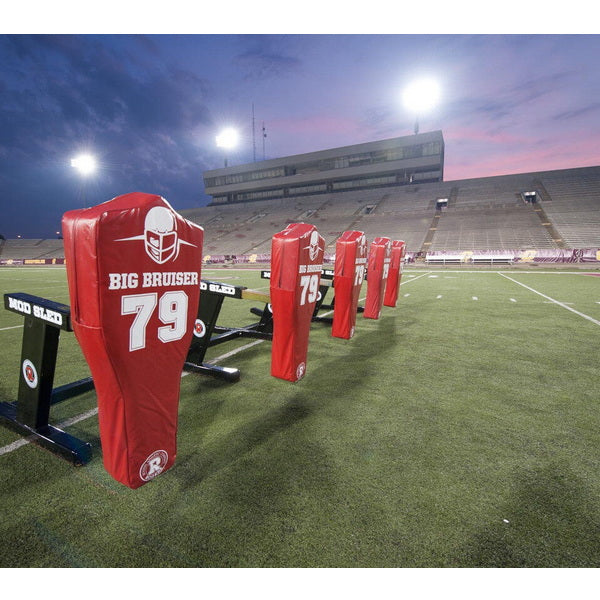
[499,273,600,327]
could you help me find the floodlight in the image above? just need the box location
[402,79,440,114]
[216,128,239,150]
[71,154,97,176]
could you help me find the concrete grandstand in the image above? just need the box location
[1,136,599,266]
[179,163,600,265]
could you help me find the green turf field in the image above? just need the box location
[0,265,599,567]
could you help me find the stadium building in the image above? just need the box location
[203,131,445,204]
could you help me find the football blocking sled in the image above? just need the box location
[363,237,392,320]
[186,225,330,383]
[62,192,203,489]
[331,230,368,339]
[270,223,325,382]
[383,240,406,308]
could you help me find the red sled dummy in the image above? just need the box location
[363,236,391,320]
[383,240,406,307]
[62,192,203,489]
[331,231,368,339]
[270,223,324,382]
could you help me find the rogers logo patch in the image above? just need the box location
[193,318,206,338]
[22,359,38,389]
[139,450,169,482]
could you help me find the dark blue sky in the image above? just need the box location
[1,32,599,238]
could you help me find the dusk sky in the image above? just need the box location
[1,29,599,238]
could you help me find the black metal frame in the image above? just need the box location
[1,293,94,464]
[184,280,274,382]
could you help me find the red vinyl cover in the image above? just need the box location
[363,237,391,320]
[270,223,324,382]
[383,240,406,307]
[331,231,368,339]
[62,192,203,489]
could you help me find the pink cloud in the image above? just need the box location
[444,127,599,180]
[444,126,529,146]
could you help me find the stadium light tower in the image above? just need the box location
[71,152,98,209]
[402,78,440,135]
[70,153,97,176]
[216,128,239,167]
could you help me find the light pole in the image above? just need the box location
[216,128,239,167]
[402,78,440,135]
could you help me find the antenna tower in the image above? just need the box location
[252,103,256,162]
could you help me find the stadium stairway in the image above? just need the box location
[531,201,567,249]
[417,186,458,258]
[340,192,392,243]
[420,211,442,256]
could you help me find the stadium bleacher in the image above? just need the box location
[537,167,600,248]
[428,203,556,251]
[2,165,599,262]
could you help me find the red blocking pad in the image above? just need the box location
[270,223,325,382]
[363,237,391,320]
[62,192,203,489]
[331,231,368,339]
[383,240,406,307]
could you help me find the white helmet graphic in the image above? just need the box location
[358,234,367,256]
[144,206,178,264]
[308,230,322,261]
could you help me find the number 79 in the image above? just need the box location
[299,274,319,305]
[121,291,188,352]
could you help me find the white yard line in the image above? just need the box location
[198,339,265,366]
[405,270,600,275]
[499,273,600,327]
[0,436,32,455]
[0,407,101,457]
[407,272,432,282]
[0,325,23,332]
